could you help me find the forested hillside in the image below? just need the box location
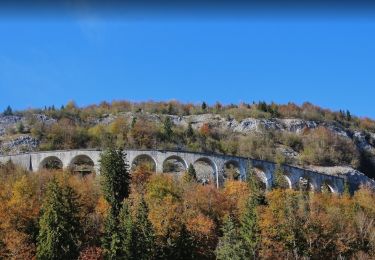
[1,100,375,179]
[1,148,375,259]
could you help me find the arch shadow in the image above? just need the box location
[132,154,157,172]
[163,155,187,173]
[39,156,63,171]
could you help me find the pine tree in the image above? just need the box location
[100,148,131,259]
[186,122,194,140]
[102,208,122,260]
[182,164,197,184]
[99,148,130,215]
[273,164,289,189]
[163,117,173,141]
[346,110,352,121]
[131,117,137,129]
[3,105,13,116]
[216,215,246,260]
[118,201,134,259]
[133,197,155,260]
[201,102,207,111]
[240,195,260,259]
[36,178,81,260]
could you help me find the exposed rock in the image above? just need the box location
[282,119,318,133]
[0,115,22,136]
[31,114,57,125]
[0,135,39,155]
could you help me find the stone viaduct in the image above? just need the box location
[0,149,346,193]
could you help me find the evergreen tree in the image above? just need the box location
[346,110,352,121]
[133,197,155,260]
[201,102,207,111]
[246,161,265,203]
[131,117,137,129]
[99,148,130,215]
[102,208,123,260]
[100,148,131,258]
[216,215,246,260]
[186,123,194,139]
[163,117,173,141]
[273,164,289,189]
[36,178,81,260]
[118,201,134,259]
[3,105,13,116]
[182,164,197,184]
[240,195,260,259]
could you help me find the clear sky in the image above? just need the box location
[0,2,374,118]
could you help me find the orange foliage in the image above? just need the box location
[222,180,250,217]
[131,166,153,195]
[199,123,211,137]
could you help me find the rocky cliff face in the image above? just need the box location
[0,114,55,155]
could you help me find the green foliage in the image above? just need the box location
[133,198,155,260]
[162,117,173,141]
[216,215,246,260]
[185,122,194,140]
[182,164,197,184]
[201,102,207,111]
[102,207,123,260]
[272,164,290,189]
[240,195,260,259]
[99,148,130,215]
[3,105,13,116]
[36,178,81,260]
[118,201,134,259]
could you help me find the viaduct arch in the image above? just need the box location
[0,149,347,193]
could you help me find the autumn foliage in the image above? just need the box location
[0,161,375,259]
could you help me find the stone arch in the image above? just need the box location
[69,155,95,175]
[39,156,63,170]
[193,157,217,186]
[298,176,316,192]
[321,180,336,193]
[253,166,268,191]
[223,160,240,181]
[283,174,293,189]
[162,155,187,174]
[131,154,157,172]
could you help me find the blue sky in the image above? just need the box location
[0,5,374,118]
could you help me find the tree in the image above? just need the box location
[36,178,81,260]
[133,197,155,260]
[119,201,134,259]
[99,148,130,215]
[100,148,131,258]
[201,102,207,111]
[240,195,260,259]
[186,122,194,140]
[3,105,13,116]
[346,110,352,121]
[273,164,289,189]
[102,208,122,259]
[216,215,245,260]
[163,117,173,141]
[182,164,197,184]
